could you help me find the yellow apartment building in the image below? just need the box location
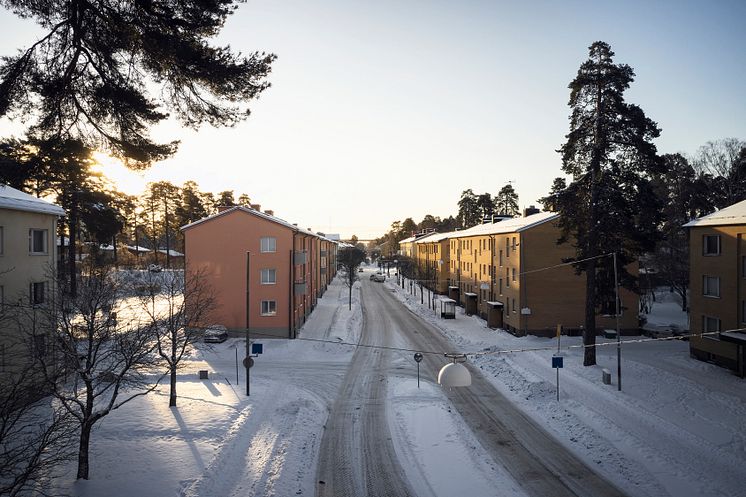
[442,212,639,337]
[413,232,452,293]
[684,199,746,377]
[0,184,65,377]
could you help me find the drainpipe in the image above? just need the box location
[289,247,293,339]
[520,232,527,335]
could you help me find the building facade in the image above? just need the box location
[414,211,639,337]
[182,206,337,338]
[685,200,746,375]
[0,184,65,375]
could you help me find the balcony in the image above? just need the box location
[294,251,307,265]
[294,282,307,295]
[320,249,327,257]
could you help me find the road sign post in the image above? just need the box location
[414,352,423,388]
[552,354,563,401]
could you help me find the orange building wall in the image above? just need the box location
[184,210,296,337]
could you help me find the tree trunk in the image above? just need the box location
[169,365,177,407]
[68,193,78,298]
[348,283,352,311]
[77,422,92,479]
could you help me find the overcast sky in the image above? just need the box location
[1,0,745,239]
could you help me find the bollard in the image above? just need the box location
[602,368,611,385]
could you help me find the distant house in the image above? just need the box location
[182,206,338,338]
[0,184,65,376]
[684,199,746,377]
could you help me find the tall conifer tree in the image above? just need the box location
[555,41,662,366]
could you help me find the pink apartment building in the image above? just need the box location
[182,206,338,338]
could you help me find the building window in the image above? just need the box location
[499,249,503,266]
[260,237,276,253]
[512,299,516,313]
[261,300,277,316]
[505,267,510,287]
[702,235,721,256]
[512,268,516,281]
[702,275,720,298]
[512,237,517,251]
[499,278,503,294]
[33,334,46,359]
[506,238,510,257]
[742,256,746,278]
[29,229,48,254]
[702,315,720,334]
[260,269,276,284]
[30,281,45,305]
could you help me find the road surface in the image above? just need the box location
[316,276,627,497]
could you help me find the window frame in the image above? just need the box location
[702,234,721,256]
[30,281,46,306]
[702,315,721,334]
[702,275,720,298]
[260,268,277,285]
[260,236,277,253]
[29,228,48,255]
[261,300,277,316]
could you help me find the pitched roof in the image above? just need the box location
[443,212,559,239]
[180,205,327,240]
[683,199,746,227]
[0,184,66,216]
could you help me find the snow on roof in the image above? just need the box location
[158,249,184,257]
[0,184,66,216]
[180,206,323,239]
[399,236,418,243]
[414,231,458,244]
[683,199,746,227]
[126,245,152,253]
[445,212,558,238]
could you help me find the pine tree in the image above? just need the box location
[457,189,480,228]
[556,41,662,366]
[0,0,275,168]
[495,184,519,216]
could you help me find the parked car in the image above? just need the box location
[358,267,364,272]
[204,324,228,343]
[148,264,162,272]
[369,273,377,280]
[372,273,386,282]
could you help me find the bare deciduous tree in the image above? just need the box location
[0,274,74,495]
[133,269,216,407]
[337,247,366,310]
[23,266,161,480]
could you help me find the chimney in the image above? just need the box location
[217,206,232,213]
[250,203,261,211]
[264,209,274,216]
[523,205,540,217]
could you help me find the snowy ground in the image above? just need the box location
[389,277,746,497]
[50,269,746,497]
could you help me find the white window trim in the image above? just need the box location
[260,268,276,285]
[702,275,720,298]
[29,228,48,255]
[261,300,277,316]
[702,315,721,334]
[702,234,721,256]
[260,236,277,253]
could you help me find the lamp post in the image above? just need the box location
[245,251,251,396]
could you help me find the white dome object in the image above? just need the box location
[437,362,472,387]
